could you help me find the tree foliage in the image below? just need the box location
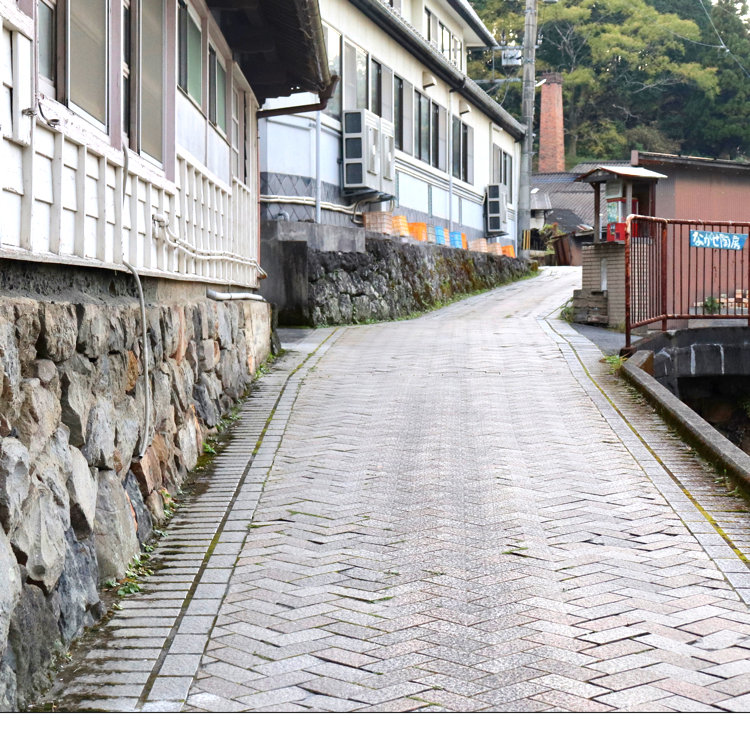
[470,0,750,163]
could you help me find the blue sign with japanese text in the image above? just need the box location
[689,231,748,250]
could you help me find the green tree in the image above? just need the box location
[470,0,722,163]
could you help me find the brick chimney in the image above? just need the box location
[538,73,565,173]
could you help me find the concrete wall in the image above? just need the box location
[0,260,271,711]
[261,224,530,327]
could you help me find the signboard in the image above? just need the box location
[689,230,748,250]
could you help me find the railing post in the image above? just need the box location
[661,221,668,331]
[625,215,632,349]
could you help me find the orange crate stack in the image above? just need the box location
[461,233,468,249]
[469,238,488,253]
[502,245,516,258]
[409,222,428,242]
[392,215,410,237]
[363,211,393,235]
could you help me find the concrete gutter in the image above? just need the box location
[622,351,750,495]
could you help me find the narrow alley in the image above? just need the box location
[46,268,750,712]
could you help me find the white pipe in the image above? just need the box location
[122,148,151,461]
[152,215,267,279]
[206,289,266,302]
[259,195,361,216]
[124,260,151,460]
[315,112,322,224]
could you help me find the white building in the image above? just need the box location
[1,0,331,287]
[259,0,524,245]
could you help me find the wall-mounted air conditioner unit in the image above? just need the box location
[380,118,396,197]
[343,109,382,194]
[486,184,509,235]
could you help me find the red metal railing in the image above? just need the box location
[625,215,750,348]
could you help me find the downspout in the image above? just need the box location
[448,90,454,234]
[315,111,322,224]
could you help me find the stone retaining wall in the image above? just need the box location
[0,285,270,710]
[309,237,531,327]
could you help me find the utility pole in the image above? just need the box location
[518,0,538,259]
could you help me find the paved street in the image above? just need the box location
[46,268,750,712]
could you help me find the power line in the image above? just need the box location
[697,0,750,78]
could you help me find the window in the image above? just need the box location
[370,60,382,117]
[452,116,473,182]
[504,151,513,201]
[431,102,440,169]
[425,8,432,42]
[323,25,341,120]
[122,0,131,138]
[440,23,450,57]
[69,0,107,123]
[178,0,202,104]
[415,91,431,163]
[394,76,404,150]
[141,0,165,159]
[453,39,463,67]
[355,46,367,109]
[38,1,56,86]
[123,0,165,160]
[208,45,226,132]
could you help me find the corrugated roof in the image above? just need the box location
[576,165,667,183]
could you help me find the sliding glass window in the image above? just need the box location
[69,0,107,124]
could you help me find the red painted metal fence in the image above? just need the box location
[625,215,750,348]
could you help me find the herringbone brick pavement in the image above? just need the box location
[48,269,750,712]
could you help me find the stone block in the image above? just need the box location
[0,438,30,536]
[40,303,77,363]
[16,378,61,460]
[59,354,96,446]
[132,447,163,498]
[56,527,103,643]
[10,476,68,592]
[76,303,109,358]
[67,445,98,537]
[82,399,116,470]
[5,582,61,708]
[0,526,22,649]
[93,470,139,582]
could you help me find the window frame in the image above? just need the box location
[394,75,404,150]
[208,42,227,134]
[178,0,203,107]
[66,0,110,130]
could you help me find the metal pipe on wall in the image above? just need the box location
[315,111,322,224]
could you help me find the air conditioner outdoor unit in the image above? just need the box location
[343,109,382,194]
[380,117,396,196]
[486,184,509,235]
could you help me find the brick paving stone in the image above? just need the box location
[46,271,750,712]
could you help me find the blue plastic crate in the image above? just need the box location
[435,227,445,245]
[450,231,463,249]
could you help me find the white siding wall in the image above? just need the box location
[0,2,262,288]
[262,0,521,240]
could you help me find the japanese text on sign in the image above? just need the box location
[689,231,748,250]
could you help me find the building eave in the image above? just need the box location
[633,150,750,174]
[348,0,525,140]
[207,0,332,104]
[445,0,497,47]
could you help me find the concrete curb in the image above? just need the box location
[622,351,750,495]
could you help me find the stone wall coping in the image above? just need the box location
[622,353,750,494]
